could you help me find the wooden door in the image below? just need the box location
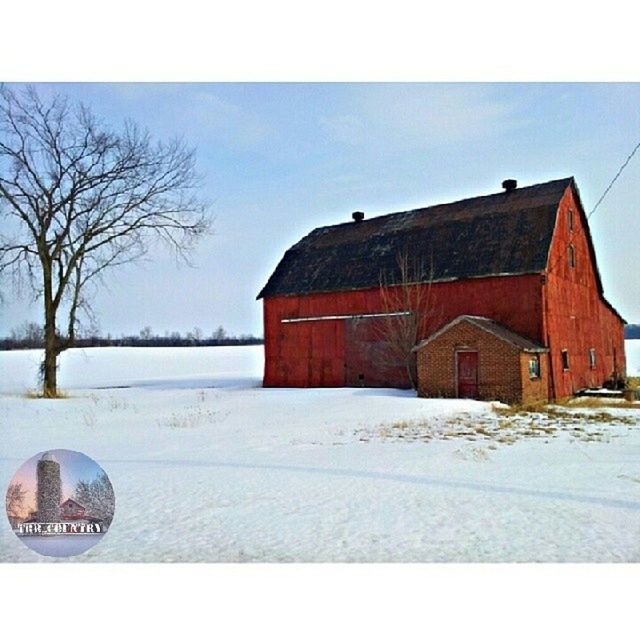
[457,351,478,398]
[344,317,410,388]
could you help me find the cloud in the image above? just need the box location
[319,114,367,145]
[321,84,521,150]
[109,84,273,150]
[178,90,272,148]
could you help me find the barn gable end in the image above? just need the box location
[541,182,626,397]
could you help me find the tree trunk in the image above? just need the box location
[43,306,58,397]
[40,251,61,397]
[406,352,418,391]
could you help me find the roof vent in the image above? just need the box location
[352,211,365,223]
[502,179,517,192]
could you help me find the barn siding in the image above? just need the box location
[542,187,626,398]
[344,317,408,387]
[263,273,544,387]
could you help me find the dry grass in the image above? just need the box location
[568,397,640,410]
[366,395,638,448]
[567,398,613,409]
[24,389,69,399]
[618,474,640,484]
[492,401,563,418]
[492,401,635,425]
[157,406,218,429]
[81,409,98,428]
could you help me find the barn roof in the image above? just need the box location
[60,498,84,508]
[413,315,549,353]
[258,177,573,299]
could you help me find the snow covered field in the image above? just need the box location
[1,342,640,562]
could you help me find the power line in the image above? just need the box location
[545,138,640,276]
[588,139,640,219]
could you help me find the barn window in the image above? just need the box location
[568,208,574,231]
[568,245,576,268]
[589,348,596,369]
[561,349,570,371]
[528,355,540,379]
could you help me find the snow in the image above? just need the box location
[1,342,640,562]
[627,339,640,376]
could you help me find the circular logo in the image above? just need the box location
[5,449,115,558]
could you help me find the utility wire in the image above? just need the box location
[544,138,640,276]
[588,139,640,219]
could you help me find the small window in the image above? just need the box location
[589,348,596,369]
[528,355,540,379]
[568,208,574,231]
[568,245,575,268]
[561,349,570,371]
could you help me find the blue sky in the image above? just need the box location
[1,83,639,337]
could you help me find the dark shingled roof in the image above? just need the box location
[414,315,549,353]
[258,177,573,299]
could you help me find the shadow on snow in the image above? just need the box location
[95,457,640,513]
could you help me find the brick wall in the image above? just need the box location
[416,320,549,404]
[519,352,549,403]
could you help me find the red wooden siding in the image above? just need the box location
[344,317,407,387]
[263,273,544,388]
[542,187,626,398]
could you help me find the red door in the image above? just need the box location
[457,351,478,398]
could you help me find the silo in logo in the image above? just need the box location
[5,449,115,558]
[36,452,62,523]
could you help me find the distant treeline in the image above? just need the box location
[0,322,263,351]
[4,319,639,350]
[625,324,640,339]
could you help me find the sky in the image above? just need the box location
[1,83,639,337]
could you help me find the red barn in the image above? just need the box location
[258,178,626,400]
[60,498,86,520]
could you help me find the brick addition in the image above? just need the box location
[415,316,549,404]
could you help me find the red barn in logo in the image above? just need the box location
[60,498,86,521]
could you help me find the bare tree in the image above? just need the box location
[375,250,441,389]
[186,326,203,343]
[5,482,27,528]
[139,325,153,341]
[0,86,210,396]
[10,320,44,346]
[212,325,227,341]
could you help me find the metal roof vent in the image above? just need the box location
[502,179,517,192]
[352,211,365,223]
